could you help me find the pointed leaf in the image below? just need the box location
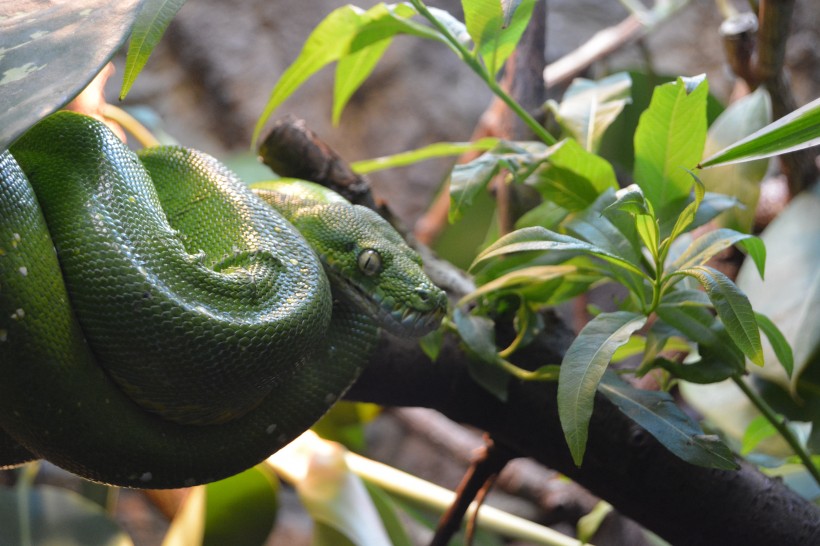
[700,95,820,168]
[471,226,647,279]
[351,138,499,174]
[697,87,771,231]
[735,185,820,394]
[0,0,144,152]
[549,72,632,152]
[558,312,647,465]
[462,0,537,76]
[120,0,186,99]
[253,3,443,145]
[634,77,709,213]
[754,312,794,378]
[598,372,738,469]
[677,266,763,366]
[459,264,577,306]
[603,184,649,216]
[333,38,393,125]
[668,228,765,278]
[531,138,618,210]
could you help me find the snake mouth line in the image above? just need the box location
[331,271,444,337]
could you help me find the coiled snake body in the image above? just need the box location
[0,111,446,488]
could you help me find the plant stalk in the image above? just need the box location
[408,0,556,146]
[732,375,820,487]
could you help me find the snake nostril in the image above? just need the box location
[415,287,431,303]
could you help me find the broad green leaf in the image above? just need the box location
[120,0,186,99]
[530,138,618,210]
[253,3,443,145]
[0,0,144,152]
[452,308,510,401]
[667,228,766,278]
[633,76,709,213]
[597,372,738,469]
[203,467,279,546]
[462,0,537,76]
[472,226,648,282]
[700,95,820,168]
[677,266,763,367]
[351,138,499,173]
[697,88,771,231]
[333,38,393,125]
[558,311,647,466]
[0,485,133,546]
[736,184,820,395]
[548,72,632,152]
[658,323,745,383]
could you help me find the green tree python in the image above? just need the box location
[0,111,447,488]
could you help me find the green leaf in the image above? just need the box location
[459,264,577,306]
[700,95,820,168]
[449,141,545,222]
[565,189,642,267]
[655,291,719,345]
[0,485,133,546]
[0,0,144,152]
[462,0,537,76]
[735,184,820,395]
[635,213,659,258]
[677,265,763,367]
[351,138,499,174]
[597,372,738,469]
[203,467,279,546]
[548,72,632,152]
[697,87,772,231]
[252,3,443,145]
[741,415,778,455]
[471,226,648,279]
[120,0,186,99]
[452,308,510,401]
[558,312,647,466]
[633,76,709,214]
[333,38,393,125]
[754,314,795,379]
[667,228,766,278]
[603,184,649,216]
[530,138,618,210]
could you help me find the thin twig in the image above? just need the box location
[429,438,517,546]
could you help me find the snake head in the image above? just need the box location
[297,202,447,337]
[253,182,447,337]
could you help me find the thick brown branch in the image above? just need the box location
[346,325,820,546]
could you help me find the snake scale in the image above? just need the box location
[0,111,446,488]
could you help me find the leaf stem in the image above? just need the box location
[408,0,557,145]
[101,104,161,148]
[731,375,820,487]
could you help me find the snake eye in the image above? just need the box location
[357,249,382,276]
